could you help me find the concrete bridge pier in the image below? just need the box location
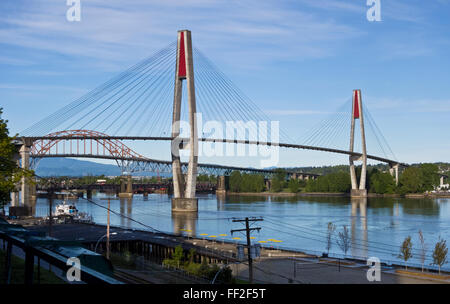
[10,191,19,207]
[389,164,399,186]
[19,144,32,206]
[119,175,133,198]
[86,189,93,199]
[9,155,20,207]
[30,177,37,202]
[216,175,228,195]
[265,179,271,191]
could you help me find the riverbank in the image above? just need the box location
[225,191,450,199]
[12,221,450,284]
[226,191,348,197]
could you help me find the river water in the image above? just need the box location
[26,193,450,270]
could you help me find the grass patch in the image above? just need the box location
[395,269,450,280]
[0,249,64,284]
[318,258,355,266]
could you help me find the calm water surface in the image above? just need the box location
[27,193,450,269]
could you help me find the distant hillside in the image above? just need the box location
[284,163,450,176]
[35,158,121,176]
[34,158,450,177]
[286,164,390,175]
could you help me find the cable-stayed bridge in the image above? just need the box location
[12,30,404,211]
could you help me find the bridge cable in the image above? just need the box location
[20,42,176,136]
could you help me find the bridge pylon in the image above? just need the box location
[118,175,133,198]
[349,90,368,197]
[171,30,198,212]
[389,163,400,186]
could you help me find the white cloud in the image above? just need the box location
[0,0,364,71]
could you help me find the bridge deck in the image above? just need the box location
[25,136,405,167]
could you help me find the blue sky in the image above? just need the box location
[1,0,450,168]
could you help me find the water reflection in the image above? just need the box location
[172,211,197,236]
[13,193,450,267]
[216,192,226,210]
[351,197,367,259]
[119,197,132,227]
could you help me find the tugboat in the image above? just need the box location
[54,201,78,217]
[52,201,93,223]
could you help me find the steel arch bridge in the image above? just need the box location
[28,129,297,177]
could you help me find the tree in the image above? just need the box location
[420,163,439,191]
[399,167,423,194]
[288,179,300,193]
[234,173,265,193]
[398,164,439,194]
[418,230,427,273]
[369,170,396,194]
[229,171,242,192]
[326,222,336,255]
[398,236,413,270]
[274,169,287,183]
[0,108,33,212]
[336,225,351,257]
[270,169,287,192]
[304,171,351,193]
[172,245,184,268]
[185,248,196,267]
[270,179,283,192]
[431,237,448,275]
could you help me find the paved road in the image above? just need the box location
[230,257,449,284]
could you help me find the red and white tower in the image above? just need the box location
[349,89,368,197]
[171,30,198,212]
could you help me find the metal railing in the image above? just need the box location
[0,231,123,284]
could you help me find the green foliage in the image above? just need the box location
[0,108,34,209]
[420,163,440,191]
[326,222,336,254]
[270,179,282,192]
[398,236,413,269]
[270,169,287,192]
[229,171,242,192]
[173,245,184,267]
[336,225,351,256]
[163,246,234,283]
[368,170,396,194]
[432,237,448,274]
[197,174,217,183]
[274,169,287,182]
[305,171,351,193]
[288,179,300,193]
[398,164,439,194]
[229,171,265,193]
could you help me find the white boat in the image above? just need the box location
[51,201,93,223]
[53,201,78,217]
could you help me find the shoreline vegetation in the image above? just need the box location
[226,164,448,198]
[226,191,450,198]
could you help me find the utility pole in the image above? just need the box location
[106,198,110,259]
[48,182,54,237]
[231,217,263,283]
[101,197,115,259]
